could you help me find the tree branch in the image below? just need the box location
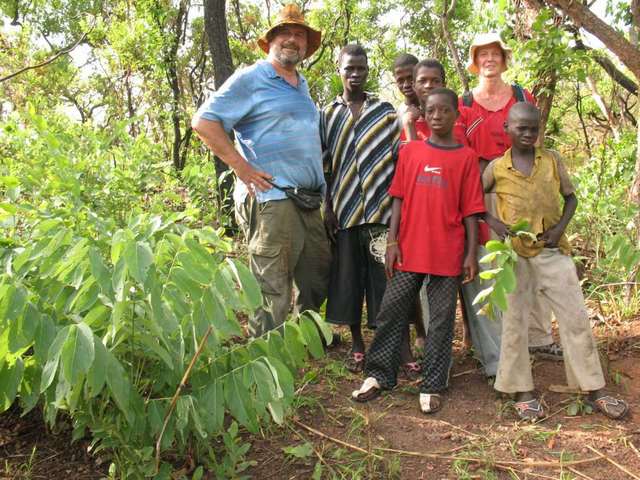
[0,31,88,83]
[544,0,640,79]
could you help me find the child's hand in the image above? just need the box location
[385,244,402,278]
[462,253,478,284]
[486,215,511,240]
[538,224,564,248]
[402,106,421,127]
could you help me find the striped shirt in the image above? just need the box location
[320,95,399,229]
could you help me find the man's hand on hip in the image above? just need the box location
[234,160,273,194]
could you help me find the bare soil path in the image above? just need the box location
[1,316,639,479]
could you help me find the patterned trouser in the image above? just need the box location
[364,271,459,393]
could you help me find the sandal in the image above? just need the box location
[529,341,563,361]
[400,362,421,381]
[514,398,545,421]
[419,393,442,414]
[345,351,365,373]
[587,395,629,420]
[352,377,381,402]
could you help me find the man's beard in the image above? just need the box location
[273,42,306,67]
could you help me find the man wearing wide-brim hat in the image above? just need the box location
[192,4,330,337]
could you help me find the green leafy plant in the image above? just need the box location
[473,220,535,318]
[0,109,333,477]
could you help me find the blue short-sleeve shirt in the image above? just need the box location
[196,60,325,203]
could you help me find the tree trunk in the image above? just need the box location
[204,0,234,90]
[586,75,621,140]
[204,0,236,225]
[533,70,557,144]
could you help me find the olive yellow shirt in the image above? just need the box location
[482,148,574,257]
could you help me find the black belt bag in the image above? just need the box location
[269,181,323,211]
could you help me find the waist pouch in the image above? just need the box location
[270,182,323,211]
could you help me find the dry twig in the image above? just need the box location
[154,326,213,473]
[586,444,640,480]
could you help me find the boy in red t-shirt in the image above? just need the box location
[352,88,486,413]
[401,59,473,145]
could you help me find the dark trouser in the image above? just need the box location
[326,224,387,328]
[247,199,330,337]
[364,271,459,393]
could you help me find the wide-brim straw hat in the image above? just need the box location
[257,4,322,59]
[466,32,512,75]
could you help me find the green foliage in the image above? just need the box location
[473,221,534,318]
[0,108,330,477]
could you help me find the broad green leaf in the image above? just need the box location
[479,267,502,280]
[111,229,131,264]
[150,284,179,334]
[224,370,257,432]
[227,259,262,310]
[83,304,110,327]
[139,334,173,370]
[298,316,324,359]
[189,397,207,439]
[177,251,212,285]
[86,336,108,397]
[184,238,218,270]
[41,325,71,392]
[213,268,242,309]
[303,310,333,346]
[492,282,508,311]
[250,359,278,406]
[1,284,27,324]
[105,351,134,425]
[283,442,314,459]
[485,240,509,252]
[89,248,113,297]
[18,359,40,414]
[112,257,127,302]
[283,323,307,367]
[501,263,517,293]
[124,240,154,285]
[202,286,241,337]
[34,315,56,363]
[61,323,95,384]
[202,380,224,434]
[0,357,24,412]
[479,251,498,264]
[176,396,190,434]
[68,279,99,313]
[8,302,40,353]
[510,219,531,232]
[473,286,494,306]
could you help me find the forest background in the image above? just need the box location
[1,0,640,478]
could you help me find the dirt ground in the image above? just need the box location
[1,313,639,479]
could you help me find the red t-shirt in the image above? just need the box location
[399,109,490,245]
[388,141,486,276]
[463,90,536,161]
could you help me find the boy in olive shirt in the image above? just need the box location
[483,103,628,420]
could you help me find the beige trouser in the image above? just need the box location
[484,192,554,347]
[494,248,605,393]
[247,198,330,337]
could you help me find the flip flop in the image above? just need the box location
[419,393,442,414]
[514,398,545,421]
[352,377,381,402]
[345,351,365,373]
[587,395,629,420]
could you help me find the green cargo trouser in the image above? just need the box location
[247,198,330,337]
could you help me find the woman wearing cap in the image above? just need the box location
[460,33,561,377]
